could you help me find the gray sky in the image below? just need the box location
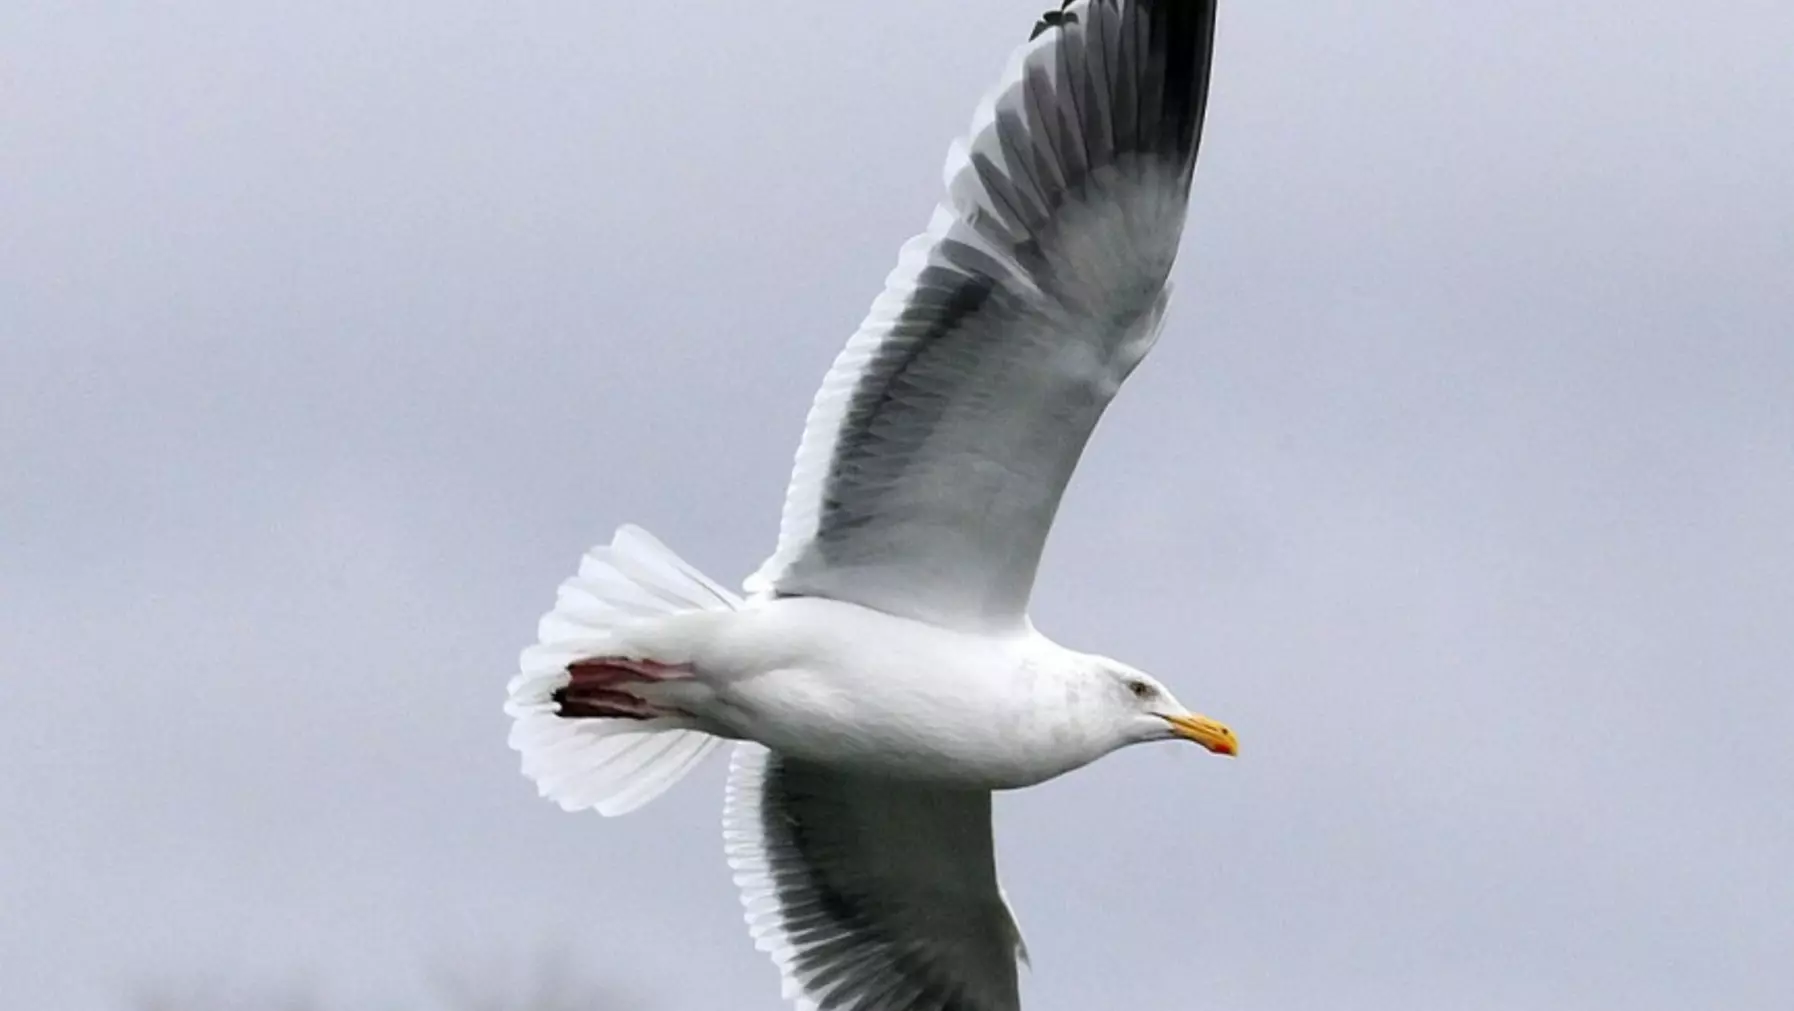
[4,1,1791,1008]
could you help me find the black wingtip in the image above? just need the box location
[1148,0,1222,167]
[1031,0,1079,40]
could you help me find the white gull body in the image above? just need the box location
[559,594,1146,788]
[506,3,1234,1009]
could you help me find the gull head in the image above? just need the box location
[1090,661,1237,757]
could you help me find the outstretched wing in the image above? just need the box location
[725,746,1028,1011]
[748,0,1221,631]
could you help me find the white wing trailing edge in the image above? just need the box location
[748,0,1221,633]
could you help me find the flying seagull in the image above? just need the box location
[507,2,1230,1008]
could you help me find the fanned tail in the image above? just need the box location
[506,525,739,816]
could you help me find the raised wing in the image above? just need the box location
[747,0,1220,631]
[725,746,1028,1011]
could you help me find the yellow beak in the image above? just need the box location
[1161,713,1239,756]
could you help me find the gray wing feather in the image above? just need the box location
[749,0,1220,630]
[725,745,1026,1011]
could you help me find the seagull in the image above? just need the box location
[507,2,1231,1009]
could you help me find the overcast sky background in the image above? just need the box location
[4,1,1792,1008]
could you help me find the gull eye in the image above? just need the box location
[1125,679,1154,700]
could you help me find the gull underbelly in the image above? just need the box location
[685,598,1102,789]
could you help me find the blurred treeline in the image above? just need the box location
[131,952,643,1011]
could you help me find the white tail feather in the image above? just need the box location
[506,525,740,816]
